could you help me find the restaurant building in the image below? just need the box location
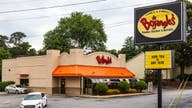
[2,49,135,96]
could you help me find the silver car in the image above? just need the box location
[5,84,28,94]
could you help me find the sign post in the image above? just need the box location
[157,44,162,108]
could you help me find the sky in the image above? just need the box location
[0,0,186,50]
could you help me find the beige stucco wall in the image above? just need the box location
[65,77,81,96]
[59,49,126,68]
[2,50,60,94]
[126,52,145,79]
[126,52,173,79]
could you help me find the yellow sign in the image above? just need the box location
[137,9,179,38]
[145,50,174,69]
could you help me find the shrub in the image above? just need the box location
[128,88,138,93]
[0,81,15,91]
[117,81,130,93]
[106,89,120,95]
[136,80,147,92]
[95,82,109,95]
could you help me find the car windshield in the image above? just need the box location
[24,94,41,100]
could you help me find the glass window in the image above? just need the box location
[20,79,29,87]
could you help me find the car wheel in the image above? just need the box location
[6,89,9,94]
[15,90,19,94]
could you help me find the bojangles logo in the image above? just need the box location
[140,14,176,30]
[137,9,179,38]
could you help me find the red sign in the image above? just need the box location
[96,55,112,64]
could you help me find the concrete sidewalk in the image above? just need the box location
[81,92,154,98]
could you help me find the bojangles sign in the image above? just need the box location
[138,9,178,38]
[134,1,186,44]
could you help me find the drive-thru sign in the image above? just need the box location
[145,50,174,69]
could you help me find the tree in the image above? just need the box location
[120,37,143,61]
[164,0,192,80]
[106,49,119,57]
[44,12,107,52]
[9,32,26,46]
[0,48,11,81]
[9,42,37,57]
[0,35,9,48]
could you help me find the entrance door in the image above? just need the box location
[60,79,65,94]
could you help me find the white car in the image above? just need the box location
[5,84,28,94]
[20,92,47,108]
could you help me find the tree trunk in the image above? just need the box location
[180,64,185,81]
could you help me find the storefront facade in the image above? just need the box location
[2,49,135,96]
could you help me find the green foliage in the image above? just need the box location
[117,81,130,93]
[0,35,9,48]
[9,32,26,46]
[0,48,11,81]
[128,88,138,93]
[105,49,119,57]
[0,81,15,91]
[120,37,143,61]
[136,81,147,92]
[95,82,109,95]
[164,0,192,80]
[106,89,120,95]
[44,12,107,52]
[9,42,38,57]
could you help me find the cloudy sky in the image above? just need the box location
[0,0,186,50]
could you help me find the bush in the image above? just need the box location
[117,81,130,93]
[106,89,120,95]
[136,80,147,92]
[0,81,15,91]
[95,82,109,95]
[128,88,138,93]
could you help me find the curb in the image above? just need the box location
[0,92,6,95]
[80,92,155,99]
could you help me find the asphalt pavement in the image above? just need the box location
[0,89,191,108]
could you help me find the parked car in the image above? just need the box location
[20,92,47,108]
[5,84,28,94]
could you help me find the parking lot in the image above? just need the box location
[0,89,192,108]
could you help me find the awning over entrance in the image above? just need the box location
[52,65,135,78]
[16,72,29,76]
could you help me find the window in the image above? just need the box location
[20,79,29,87]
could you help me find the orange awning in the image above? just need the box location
[52,65,135,78]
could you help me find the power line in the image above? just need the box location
[0,0,169,22]
[0,0,106,14]
[105,22,131,29]
[0,5,131,22]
